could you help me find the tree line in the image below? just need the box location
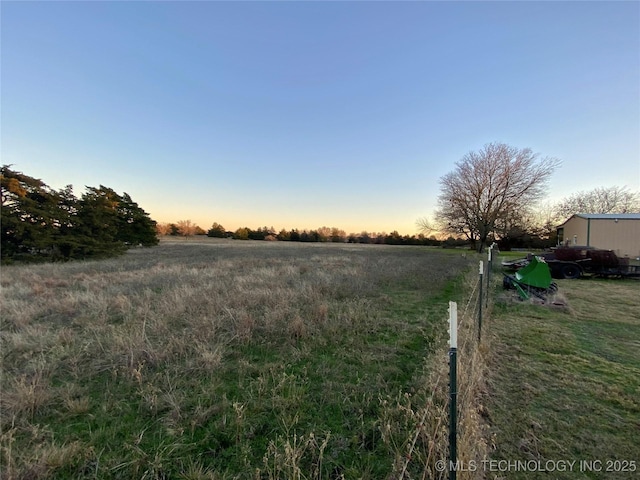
[156,222,453,246]
[1,166,158,262]
[5,146,638,263]
[158,165,639,253]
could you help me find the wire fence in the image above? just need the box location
[396,247,497,480]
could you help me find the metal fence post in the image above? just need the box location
[485,245,493,308]
[448,301,458,480]
[478,261,483,343]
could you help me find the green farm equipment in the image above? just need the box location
[503,255,558,301]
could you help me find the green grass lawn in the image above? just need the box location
[487,277,640,479]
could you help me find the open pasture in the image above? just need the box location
[1,238,474,479]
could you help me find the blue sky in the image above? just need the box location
[2,1,639,235]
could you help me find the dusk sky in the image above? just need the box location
[2,1,639,235]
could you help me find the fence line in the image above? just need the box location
[399,270,482,475]
[398,250,496,479]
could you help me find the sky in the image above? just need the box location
[2,0,639,236]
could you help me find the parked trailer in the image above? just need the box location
[503,246,640,279]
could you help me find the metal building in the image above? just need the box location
[557,213,640,258]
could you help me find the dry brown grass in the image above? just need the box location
[0,237,481,478]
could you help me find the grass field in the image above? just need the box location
[4,240,637,479]
[1,238,476,479]
[487,277,640,479]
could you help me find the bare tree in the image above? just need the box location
[330,227,346,242]
[176,219,198,239]
[554,186,640,220]
[416,217,437,236]
[316,226,332,242]
[526,201,562,239]
[435,142,560,252]
[156,222,172,236]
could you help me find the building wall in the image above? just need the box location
[562,217,640,258]
[561,217,588,247]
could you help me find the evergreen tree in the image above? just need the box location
[233,227,250,240]
[276,228,290,241]
[1,166,61,259]
[207,222,226,238]
[1,166,158,262]
[115,193,159,246]
[74,186,127,258]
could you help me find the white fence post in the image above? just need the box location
[448,301,458,480]
[478,261,484,342]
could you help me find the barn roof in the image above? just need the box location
[559,213,640,227]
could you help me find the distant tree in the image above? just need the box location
[277,229,291,241]
[384,231,404,245]
[233,227,250,240]
[554,186,640,220]
[248,227,263,240]
[435,142,560,252]
[300,230,320,242]
[496,217,555,251]
[256,226,276,239]
[425,235,441,246]
[442,236,469,248]
[176,220,198,239]
[316,226,331,242]
[330,227,346,243]
[374,232,387,244]
[527,201,560,240]
[416,217,437,237]
[156,223,172,236]
[289,229,300,242]
[207,222,226,238]
[357,231,372,244]
[247,226,273,240]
